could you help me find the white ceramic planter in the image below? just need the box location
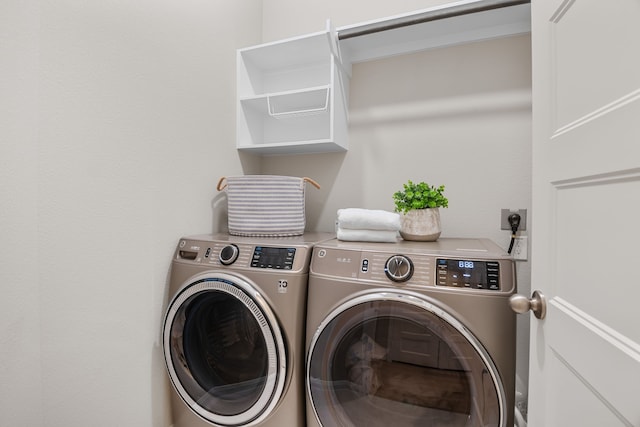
[399,208,441,241]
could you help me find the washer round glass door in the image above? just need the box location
[163,273,286,426]
[307,291,505,427]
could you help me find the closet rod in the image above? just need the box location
[337,0,530,40]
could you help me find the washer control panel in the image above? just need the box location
[436,258,500,290]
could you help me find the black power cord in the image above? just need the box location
[507,213,521,255]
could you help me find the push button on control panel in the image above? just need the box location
[361,259,369,273]
[486,262,500,290]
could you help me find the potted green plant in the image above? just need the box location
[393,180,448,241]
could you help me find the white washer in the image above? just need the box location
[305,238,517,427]
[163,232,332,427]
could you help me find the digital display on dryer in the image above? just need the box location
[251,246,296,269]
[436,258,500,290]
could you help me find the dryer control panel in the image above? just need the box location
[436,258,500,290]
[251,246,296,269]
[310,238,515,294]
[175,237,313,273]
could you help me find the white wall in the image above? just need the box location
[0,1,261,426]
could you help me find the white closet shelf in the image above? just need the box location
[240,86,331,119]
[337,1,531,63]
[239,30,333,72]
[237,140,347,156]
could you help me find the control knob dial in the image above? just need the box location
[219,244,239,265]
[385,255,414,282]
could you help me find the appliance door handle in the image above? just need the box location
[509,290,547,319]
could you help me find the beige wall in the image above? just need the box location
[0,2,41,426]
[1,1,261,426]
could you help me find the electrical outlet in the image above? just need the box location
[511,236,528,261]
[501,209,527,231]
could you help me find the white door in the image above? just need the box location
[529,0,640,426]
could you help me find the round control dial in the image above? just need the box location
[385,255,414,282]
[219,244,239,265]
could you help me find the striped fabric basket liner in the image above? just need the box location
[217,175,320,237]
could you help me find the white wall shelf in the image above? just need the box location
[235,1,530,156]
[236,26,350,155]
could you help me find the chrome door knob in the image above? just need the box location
[509,290,547,319]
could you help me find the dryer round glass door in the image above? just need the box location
[307,291,505,427]
[163,273,286,426]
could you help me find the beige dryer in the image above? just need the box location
[163,233,332,427]
[305,238,517,427]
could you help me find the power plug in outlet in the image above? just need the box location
[511,236,528,261]
[501,209,527,231]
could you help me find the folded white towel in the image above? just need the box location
[337,208,401,231]
[337,228,399,243]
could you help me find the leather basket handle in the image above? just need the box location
[303,177,321,189]
[216,176,227,191]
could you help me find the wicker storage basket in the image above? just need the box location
[217,175,320,237]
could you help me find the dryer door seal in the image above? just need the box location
[163,272,286,426]
[307,290,505,427]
